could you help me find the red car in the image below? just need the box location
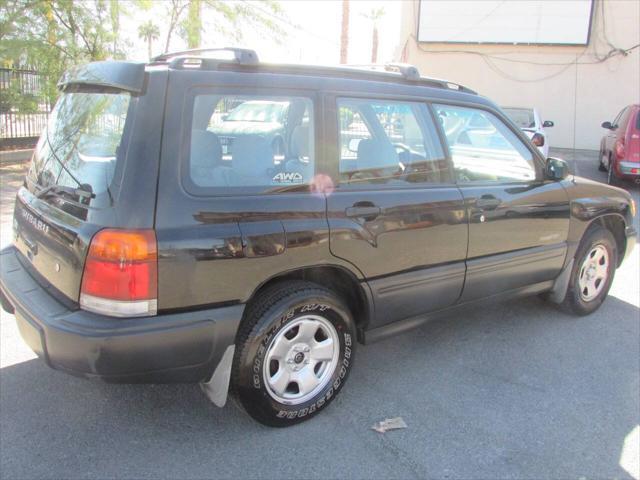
[599,104,640,185]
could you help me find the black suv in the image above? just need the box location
[0,48,636,427]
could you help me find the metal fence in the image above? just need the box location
[0,68,51,150]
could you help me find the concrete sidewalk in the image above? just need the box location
[0,149,33,165]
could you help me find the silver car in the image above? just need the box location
[502,107,554,157]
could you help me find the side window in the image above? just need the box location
[337,98,448,185]
[616,107,631,129]
[612,107,626,128]
[434,104,537,183]
[188,94,314,191]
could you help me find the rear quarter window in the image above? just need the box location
[185,93,315,195]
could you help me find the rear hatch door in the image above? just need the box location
[13,63,147,303]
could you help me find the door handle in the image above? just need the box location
[22,235,38,256]
[345,204,381,221]
[476,195,501,210]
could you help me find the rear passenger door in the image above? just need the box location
[433,103,570,302]
[325,95,468,329]
[155,72,334,311]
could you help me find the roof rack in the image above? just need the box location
[151,47,259,65]
[384,63,421,81]
[151,48,477,95]
[347,63,420,80]
[347,63,476,94]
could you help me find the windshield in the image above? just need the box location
[503,108,535,129]
[225,101,288,123]
[30,90,131,198]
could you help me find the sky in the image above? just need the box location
[122,0,403,65]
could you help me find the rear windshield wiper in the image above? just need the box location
[36,183,95,200]
[43,127,90,193]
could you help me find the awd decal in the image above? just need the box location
[272,172,303,184]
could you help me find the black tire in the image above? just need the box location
[559,225,618,316]
[232,281,356,427]
[607,158,620,186]
[598,148,607,172]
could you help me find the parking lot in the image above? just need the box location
[1,150,638,479]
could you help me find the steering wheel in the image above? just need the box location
[393,143,411,155]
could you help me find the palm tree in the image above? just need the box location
[362,7,385,63]
[110,0,120,58]
[340,0,349,64]
[183,0,202,49]
[138,21,160,60]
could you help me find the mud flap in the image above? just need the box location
[200,345,235,407]
[547,258,574,304]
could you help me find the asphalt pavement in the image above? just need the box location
[1,149,638,479]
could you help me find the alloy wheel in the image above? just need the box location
[263,315,340,405]
[578,244,609,301]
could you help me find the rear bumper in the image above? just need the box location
[617,161,640,177]
[623,225,637,264]
[0,246,243,383]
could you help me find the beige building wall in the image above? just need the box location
[398,0,640,150]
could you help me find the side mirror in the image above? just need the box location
[546,157,569,180]
[531,132,545,147]
[542,120,554,128]
[348,138,362,153]
[601,121,613,129]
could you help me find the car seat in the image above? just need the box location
[284,124,313,181]
[213,135,274,186]
[190,130,223,186]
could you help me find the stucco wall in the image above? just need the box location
[398,0,640,150]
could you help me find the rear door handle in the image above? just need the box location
[345,205,381,221]
[476,196,501,210]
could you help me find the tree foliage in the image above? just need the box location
[175,0,286,52]
[1,0,122,107]
[1,0,286,110]
[138,21,160,61]
[361,7,385,63]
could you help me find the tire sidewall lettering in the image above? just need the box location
[252,302,354,419]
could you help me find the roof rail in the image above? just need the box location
[153,51,477,95]
[384,63,421,81]
[346,63,421,81]
[347,63,476,94]
[151,47,259,65]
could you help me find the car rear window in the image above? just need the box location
[29,89,132,204]
[503,108,535,129]
[187,94,314,193]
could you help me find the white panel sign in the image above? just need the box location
[418,0,594,45]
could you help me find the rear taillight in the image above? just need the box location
[80,229,157,317]
[615,138,625,160]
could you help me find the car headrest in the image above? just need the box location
[356,139,398,170]
[290,124,310,159]
[190,130,222,171]
[231,135,273,177]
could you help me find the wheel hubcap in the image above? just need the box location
[263,315,339,405]
[578,244,609,301]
